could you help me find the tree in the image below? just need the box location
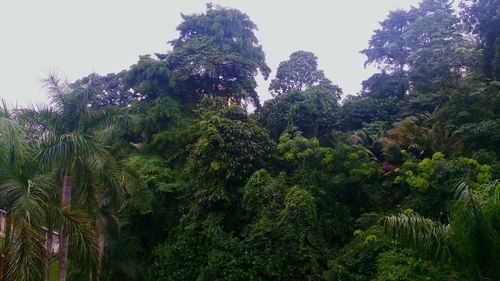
[361,71,408,100]
[339,95,401,131]
[276,129,385,245]
[461,0,500,79]
[362,0,476,93]
[393,152,492,218]
[257,84,341,139]
[122,54,178,102]
[0,101,46,281]
[403,7,476,92]
[269,51,332,95]
[30,75,131,281]
[0,101,97,281]
[383,180,500,280]
[361,9,415,72]
[150,97,275,280]
[71,72,142,110]
[385,117,463,159]
[241,171,323,280]
[167,4,271,107]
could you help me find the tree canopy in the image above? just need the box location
[1,1,499,281]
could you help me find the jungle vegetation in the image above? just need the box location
[0,0,499,280]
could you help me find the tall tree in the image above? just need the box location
[31,75,130,281]
[461,0,500,80]
[0,101,97,281]
[257,84,342,139]
[269,51,332,96]
[361,9,415,73]
[404,7,476,92]
[360,71,408,100]
[0,101,46,281]
[362,0,476,93]
[167,4,271,107]
[72,72,141,110]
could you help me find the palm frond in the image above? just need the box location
[4,220,47,281]
[383,180,500,279]
[83,107,134,144]
[451,181,500,275]
[0,103,29,169]
[383,212,451,260]
[48,204,98,273]
[20,103,65,140]
[0,175,51,225]
[42,73,70,115]
[36,132,99,171]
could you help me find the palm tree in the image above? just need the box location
[0,100,97,281]
[0,100,46,281]
[30,74,132,281]
[383,180,500,280]
[384,116,463,159]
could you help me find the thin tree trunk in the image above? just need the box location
[0,252,3,281]
[45,224,54,281]
[4,217,11,250]
[58,175,72,281]
[97,222,105,280]
[0,216,11,281]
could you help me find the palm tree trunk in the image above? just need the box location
[0,216,11,281]
[58,175,72,281]
[45,224,54,281]
[97,222,105,280]
[4,217,11,251]
[0,252,4,281]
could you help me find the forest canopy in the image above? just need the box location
[0,1,499,281]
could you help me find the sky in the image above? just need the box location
[0,0,421,106]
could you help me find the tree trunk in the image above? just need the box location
[58,176,72,281]
[0,216,11,281]
[0,253,4,281]
[97,222,105,280]
[45,224,54,281]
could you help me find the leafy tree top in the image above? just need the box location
[269,51,332,96]
[167,4,271,107]
[361,0,475,92]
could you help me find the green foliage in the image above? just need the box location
[385,117,462,158]
[0,102,99,281]
[241,171,323,280]
[383,180,500,280]
[269,51,334,96]
[277,129,333,166]
[189,97,273,186]
[325,226,390,281]
[4,2,500,280]
[395,152,492,191]
[123,55,172,101]
[340,95,401,131]
[280,186,317,242]
[394,152,493,216]
[257,83,341,139]
[403,7,477,92]
[133,95,196,157]
[362,0,476,93]
[242,169,286,214]
[456,119,500,152]
[361,71,408,100]
[461,0,500,79]
[374,248,453,281]
[168,4,270,107]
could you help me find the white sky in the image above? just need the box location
[0,0,421,106]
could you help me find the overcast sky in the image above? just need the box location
[0,0,421,106]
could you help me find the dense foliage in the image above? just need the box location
[0,1,499,280]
